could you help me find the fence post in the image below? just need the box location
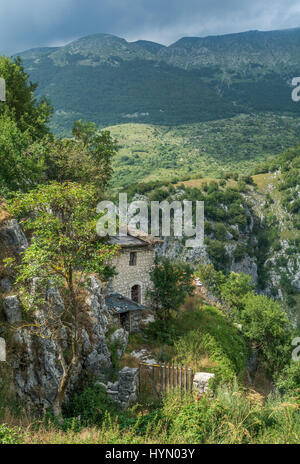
[152,366,155,400]
[180,365,182,392]
[190,369,193,394]
[172,363,174,389]
[159,364,162,394]
[139,363,141,394]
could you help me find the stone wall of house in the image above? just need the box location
[130,311,142,332]
[110,247,155,305]
[113,310,143,333]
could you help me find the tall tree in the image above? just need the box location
[0,114,44,193]
[8,182,118,417]
[43,120,118,190]
[0,56,52,139]
[149,259,194,321]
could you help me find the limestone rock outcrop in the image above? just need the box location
[2,278,114,409]
[0,219,28,253]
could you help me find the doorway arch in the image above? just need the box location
[131,284,141,304]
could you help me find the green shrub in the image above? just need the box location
[145,320,178,345]
[214,223,227,241]
[239,293,292,375]
[173,305,247,385]
[233,243,246,262]
[63,384,119,427]
[205,239,230,271]
[275,362,300,398]
[0,425,23,444]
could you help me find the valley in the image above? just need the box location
[108,113,300,187]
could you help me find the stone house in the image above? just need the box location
[107,233,160,332]
[105,292,147,333]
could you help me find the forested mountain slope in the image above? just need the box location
[14,28,300,134]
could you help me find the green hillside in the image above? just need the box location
[14,28,300,135]
[109,113,300,187]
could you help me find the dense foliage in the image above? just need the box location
[0,56,52,139]
[148,258,194,320]
[16,29,300,134]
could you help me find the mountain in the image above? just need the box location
[14,28,300,135]
[160,28,300,72]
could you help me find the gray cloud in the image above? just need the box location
[1,0,300,55]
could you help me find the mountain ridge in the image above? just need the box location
[11,26,300,134]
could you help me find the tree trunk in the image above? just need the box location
[53,270,79,419]
[53,342,79,419]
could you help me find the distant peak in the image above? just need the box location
[132,40,166,54]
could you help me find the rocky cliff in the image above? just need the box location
[0,217,128,410]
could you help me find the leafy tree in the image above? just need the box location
[219,272,253,314]
[43,120,118,190]
[195,264,225,297]
[0,56,52,139]
[148,259,194,321]
[0,114,43,193]
[214,223,227,241]
[239,293,292,374]
[8,182,118,417]
[276,361,300,397]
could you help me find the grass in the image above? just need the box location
[124,296,248,386]
[108,113,300,187]
[176,177,238,189]
[2,385,300,444]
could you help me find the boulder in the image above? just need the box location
[110,328,129,358]
[83,277,112,378]
[0,278,12,293]
[0,219,28,253]
[3,295,22,324]
[193,372,215,394]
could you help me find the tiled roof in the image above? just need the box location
[105,292,147,314]
[109,228,163,248]
[109,235,148,247]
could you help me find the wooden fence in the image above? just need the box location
[139,362,194,400]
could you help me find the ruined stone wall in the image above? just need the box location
[110,247,155,305]
[105,367,139,408]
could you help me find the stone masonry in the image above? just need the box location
[110,247,154,305]
[105,367,139,408]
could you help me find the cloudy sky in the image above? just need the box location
[1,0,300,55]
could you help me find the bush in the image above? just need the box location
[173,305,247,385]
[233,243,246,262]
[275,362,300,398]
[0,425,23,444]
[205,239,230,271]
[63,384,119,427]
[239,293,292,375]
[214,223,227,241]
[145,320,178,345]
